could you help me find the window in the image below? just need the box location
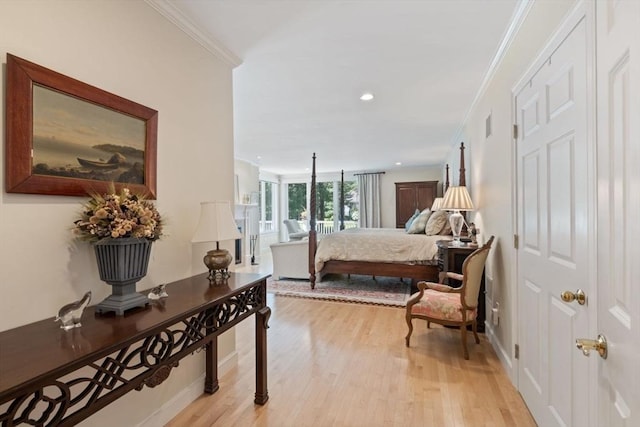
[280,177,359,235]
[287,183,307,221]
[259,180,276,232]
[315,181,334,234]
[341,180,359,229]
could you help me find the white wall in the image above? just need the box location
[380,165,443,228]
[444,0,576,376]
[234,158,259,204]
[0,1,237,425]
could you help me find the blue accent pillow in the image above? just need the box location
[404,209,421,231]
[407,209,432,234]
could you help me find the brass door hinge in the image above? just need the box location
[514,234,519,249]
[515,344,520,359]
[513,124,518,139]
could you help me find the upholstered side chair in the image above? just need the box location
[405,236,494,359]
[283,219,308,241]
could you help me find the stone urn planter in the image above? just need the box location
[94,237,152,315]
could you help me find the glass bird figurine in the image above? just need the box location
[148,284,168,300]
[55,291,92,330]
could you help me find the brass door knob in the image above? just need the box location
[576,334,607,359]
[561,289,586,305]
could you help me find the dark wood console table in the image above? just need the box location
[436,240,486,332]
[0,272,271,426]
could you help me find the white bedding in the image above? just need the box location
[314,228,451,272]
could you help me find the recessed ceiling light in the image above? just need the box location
[257,156,262,160]
[360,92,374,101]
[395,162,402,166]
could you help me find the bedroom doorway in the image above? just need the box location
[514,5,594,426]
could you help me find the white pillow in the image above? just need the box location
[425,210,449,235]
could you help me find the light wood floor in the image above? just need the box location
[166,292,536,426]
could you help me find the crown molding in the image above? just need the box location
[450,0,534,146]
[145,0,242,68]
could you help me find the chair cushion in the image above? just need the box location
[424,210,449,235]
[284,219,302,233]
[407,209,431,234]
[409,289,477,322]
[288,231,308,241]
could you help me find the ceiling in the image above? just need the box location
[162,0,520,175]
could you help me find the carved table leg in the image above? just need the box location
[205,337,219,394]
[254,306,271,404]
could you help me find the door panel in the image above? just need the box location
[596,0,640,424]
[548,298,578,424]
[547,65,575,120]
[415,183,436,212]
[548,133,575,263]
[396,186,417,227]
[522,152,541,252]
[521,279,543,392]
[516,15,591,427]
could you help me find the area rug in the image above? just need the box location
[267,274,412,307]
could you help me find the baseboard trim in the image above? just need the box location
[486,325,515,383]
[137,350,238,427]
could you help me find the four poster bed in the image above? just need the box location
[307,143,467,289]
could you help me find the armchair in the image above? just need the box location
[283,219,308,241]
[405,236,494,359]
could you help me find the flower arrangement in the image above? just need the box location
[74,187,163,242]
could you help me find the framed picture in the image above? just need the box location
[5,54,158,198]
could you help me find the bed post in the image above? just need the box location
[459,142,466,186]
[445,163,450,193]
[458,142,468,231]
[309,153,317,289]
[339,169,345,231]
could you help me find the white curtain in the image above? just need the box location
[357,173,382,228]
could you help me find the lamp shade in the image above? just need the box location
[192,201,241,243]
[440,186,475,211]
[431,197,444,211]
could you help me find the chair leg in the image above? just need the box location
[460,324,469,360]
[405,315,413,347]
[427,321,431,329]
[472,320,480,344]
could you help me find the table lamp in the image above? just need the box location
[431,197,444,211]
[440,186,474,244]
[192,201,241,285]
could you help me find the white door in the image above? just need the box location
[515,8,593,426]
[596,0,640,424]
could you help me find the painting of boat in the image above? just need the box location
[77,152,126,170]
[77,158,119,170]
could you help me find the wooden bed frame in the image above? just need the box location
[307,143,466,289]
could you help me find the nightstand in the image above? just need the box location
[436,240,486,332]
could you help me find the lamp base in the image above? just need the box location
[449,210,465,245]
[208,268,230,285]
[203,248,233,286]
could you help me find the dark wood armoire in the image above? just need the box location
[394,181,438,228]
